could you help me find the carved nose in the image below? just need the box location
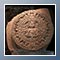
[28,21,35,28]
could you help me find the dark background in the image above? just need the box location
[5,5,55,55]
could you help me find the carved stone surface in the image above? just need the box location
[6,8,54,54]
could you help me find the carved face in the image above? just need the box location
[11,9,54,50]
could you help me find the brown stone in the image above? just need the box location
[6,8,54,52]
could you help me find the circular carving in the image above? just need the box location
[11,9,54,50]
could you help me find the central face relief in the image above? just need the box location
[21,20,41,39]
[11,10,53,50]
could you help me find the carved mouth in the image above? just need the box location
[25,35,39,38]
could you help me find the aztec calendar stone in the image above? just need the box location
[6,8,54,51]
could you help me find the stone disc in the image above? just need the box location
[11,9,54,50]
